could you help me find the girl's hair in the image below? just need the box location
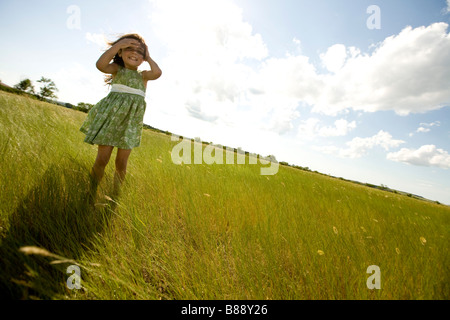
[104,33,147,85]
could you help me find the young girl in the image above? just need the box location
[80,33,162,200]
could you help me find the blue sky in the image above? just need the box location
[1,0,449,204]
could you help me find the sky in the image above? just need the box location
[0,0,450,204]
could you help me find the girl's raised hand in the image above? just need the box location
[116,38,141,50]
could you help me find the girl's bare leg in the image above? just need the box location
[90,145,114,200]
[113,148,132,197]
[92,145,114,181]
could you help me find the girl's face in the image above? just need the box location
[120,44,145,69]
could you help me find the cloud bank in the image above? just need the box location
[317,130,405,159]
[148,0,450,135]
[387,145,450,169]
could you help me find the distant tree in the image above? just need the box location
[75,102,94,113]
[14,79,35,94]
[37,77,58,100]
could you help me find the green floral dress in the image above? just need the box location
[80,66,146,149]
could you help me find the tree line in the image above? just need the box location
[1,77,93,113]
[14,77,58,100]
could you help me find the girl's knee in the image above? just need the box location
[95,146,113,168]
[115,149,131,172]
[95,155,111,168]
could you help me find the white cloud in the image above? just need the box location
[410,120,440,136]
[147,0,450,138]
[312,23,450,116]
[298,118,356,140]
[420,121,441,127]
[387,145,450,169]
[293,37,301,47]
[298,118,321,140]
[258,22,450,119]
[317,130,405,158]
[319,119,357,137]
[49,63,107,104]
[150,0,267,62]
[320,44,347,73]
[148,0,271,131]
[416,127,431,133]
[85,32,107,49]
[254,23,450,118]
[266,107,301,135]
[254,54,321,109]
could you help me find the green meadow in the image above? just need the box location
[0,90,448,300]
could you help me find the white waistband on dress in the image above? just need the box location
[110,84,146,98]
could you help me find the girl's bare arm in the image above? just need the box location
[142,45,162,81]
[143,57,162,81]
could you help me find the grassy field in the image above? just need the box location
[0,90,448,300]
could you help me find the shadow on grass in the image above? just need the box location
[0,158,115,299]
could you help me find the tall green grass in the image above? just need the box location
[0,91,448,300]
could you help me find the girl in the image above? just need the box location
[80,33,162,200]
